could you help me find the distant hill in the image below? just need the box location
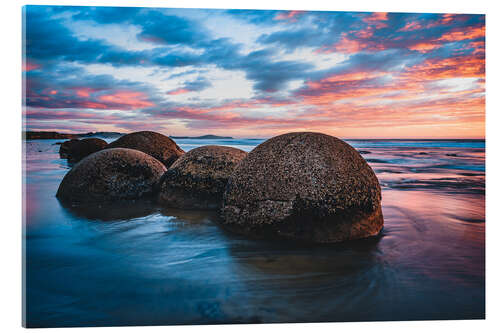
[24,131,79,140]
[24,131,233,141]
[170,135,233,140]
[79,132,123,138]
[24,131,123,140]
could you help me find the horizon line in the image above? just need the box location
[22,130,485,141]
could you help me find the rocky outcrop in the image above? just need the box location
[56,148,166,204]
[107,131,184,168]
[221,132,383,244]
[158,145,247,209]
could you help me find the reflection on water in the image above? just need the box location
[23,138,485,327]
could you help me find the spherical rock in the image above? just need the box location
[158,145,247,209]
[221,132,383,244]
[107,131,184,167]
[56,148,167,204]
[59,139,79,158]
[59,138,107,162]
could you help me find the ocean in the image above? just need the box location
[23,137,485,327]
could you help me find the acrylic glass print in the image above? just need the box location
[22,5,485,328]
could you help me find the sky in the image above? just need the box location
[23,6,485,139]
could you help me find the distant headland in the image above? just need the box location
[24,131,123,140]
[23,131,233,140]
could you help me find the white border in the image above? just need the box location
[2,1,498,332]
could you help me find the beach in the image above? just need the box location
[23,137,485,327]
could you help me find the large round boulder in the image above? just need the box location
[59,138,107,162]
[107,131,184,168]
[158,145,247,209]
[56,148,167,204]
[221,132,383,244]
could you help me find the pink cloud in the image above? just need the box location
[362,12,389,29]
[167,88,191,95]
[23,61,40,72]
[75,88,97,98]
[274,10,303,22]
[97,91,154,109]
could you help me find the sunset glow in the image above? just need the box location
[23,6,485,138]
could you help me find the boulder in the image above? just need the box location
[221,132,383,244]
[59,138,107,162]
[158,145,247,209]
[56,148,166,204]
[59,139,79,158]
[107,131,184,168]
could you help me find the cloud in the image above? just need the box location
[257,29,329,51]
[23,6,485,138]
[25,63,158,111]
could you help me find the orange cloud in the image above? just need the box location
[408,42,442,53]
[318,33,385,54]
[441,13,458,24]
[403,55,484,80]
[438,25,485,42]
[97,91,154,109]
[407,25,484,53]
[468,40,485,55]
[399,21,423,32]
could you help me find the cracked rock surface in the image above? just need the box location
[107,131,184,168]
[221,132,383,243]
[56,148,166,204]
[158,145,247,209]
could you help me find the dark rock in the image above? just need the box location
[107,131,184,168]
[158,145,247,209]
[59,138,107,162]
[221,132,383,244]
[56,148,166,204]
[59,139,80,159]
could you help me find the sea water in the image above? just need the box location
[23,138,485,327]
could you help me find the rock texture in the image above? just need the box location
[56,148,166,204]
[59,138,107,162]
[107,131,184,168]
[221,132,383,244]
[158,145,247,209]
